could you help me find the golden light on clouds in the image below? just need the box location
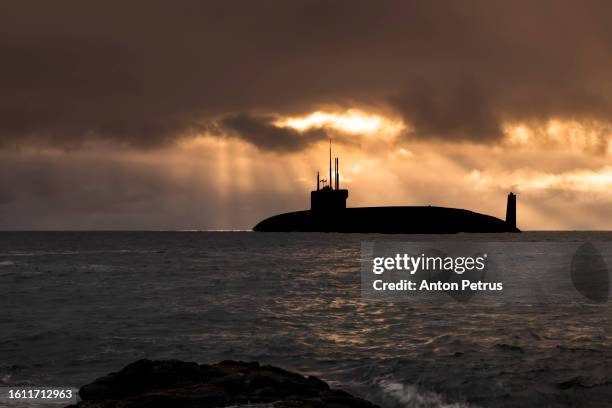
[502,119,612,154]
[275,109,405,136]
[275,110,612,157]
[150,108,612,230]
[469,166,612,193]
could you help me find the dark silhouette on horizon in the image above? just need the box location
[254,144,520,234]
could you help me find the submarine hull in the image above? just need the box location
[253,206,520,233]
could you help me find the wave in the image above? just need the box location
[377,379,476,408]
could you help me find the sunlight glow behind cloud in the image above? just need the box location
[12,107,612,230]
[275,109,404,136]
[503,119,612,154]
[469,166,612,193]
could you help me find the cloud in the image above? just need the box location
[2,1,612,149]
[219,114,328,152]
[6,1,612,230]
[469,166,612,194]
[390,78,502,142]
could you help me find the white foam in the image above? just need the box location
[379,380,476,408]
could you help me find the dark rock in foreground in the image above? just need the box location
[68,359,379,408]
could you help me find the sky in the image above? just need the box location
[2,1,612,230]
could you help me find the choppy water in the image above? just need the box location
[2,232,612,407]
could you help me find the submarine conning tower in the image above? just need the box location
[311,142,348,212]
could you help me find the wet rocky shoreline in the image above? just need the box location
[67,359,379,407]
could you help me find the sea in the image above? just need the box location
[2,231,612,408]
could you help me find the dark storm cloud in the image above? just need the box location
[390,78,502,142]
[2,0,612,148]
[219,114,327,152]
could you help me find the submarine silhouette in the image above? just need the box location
[254,145,520,234]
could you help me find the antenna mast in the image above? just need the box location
[336,157,339,190]
[329,139,332,189]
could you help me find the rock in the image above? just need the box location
[68,359,379,408]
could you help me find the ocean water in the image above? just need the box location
[2,231,612,407]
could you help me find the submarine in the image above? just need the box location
[254,145,520,234]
